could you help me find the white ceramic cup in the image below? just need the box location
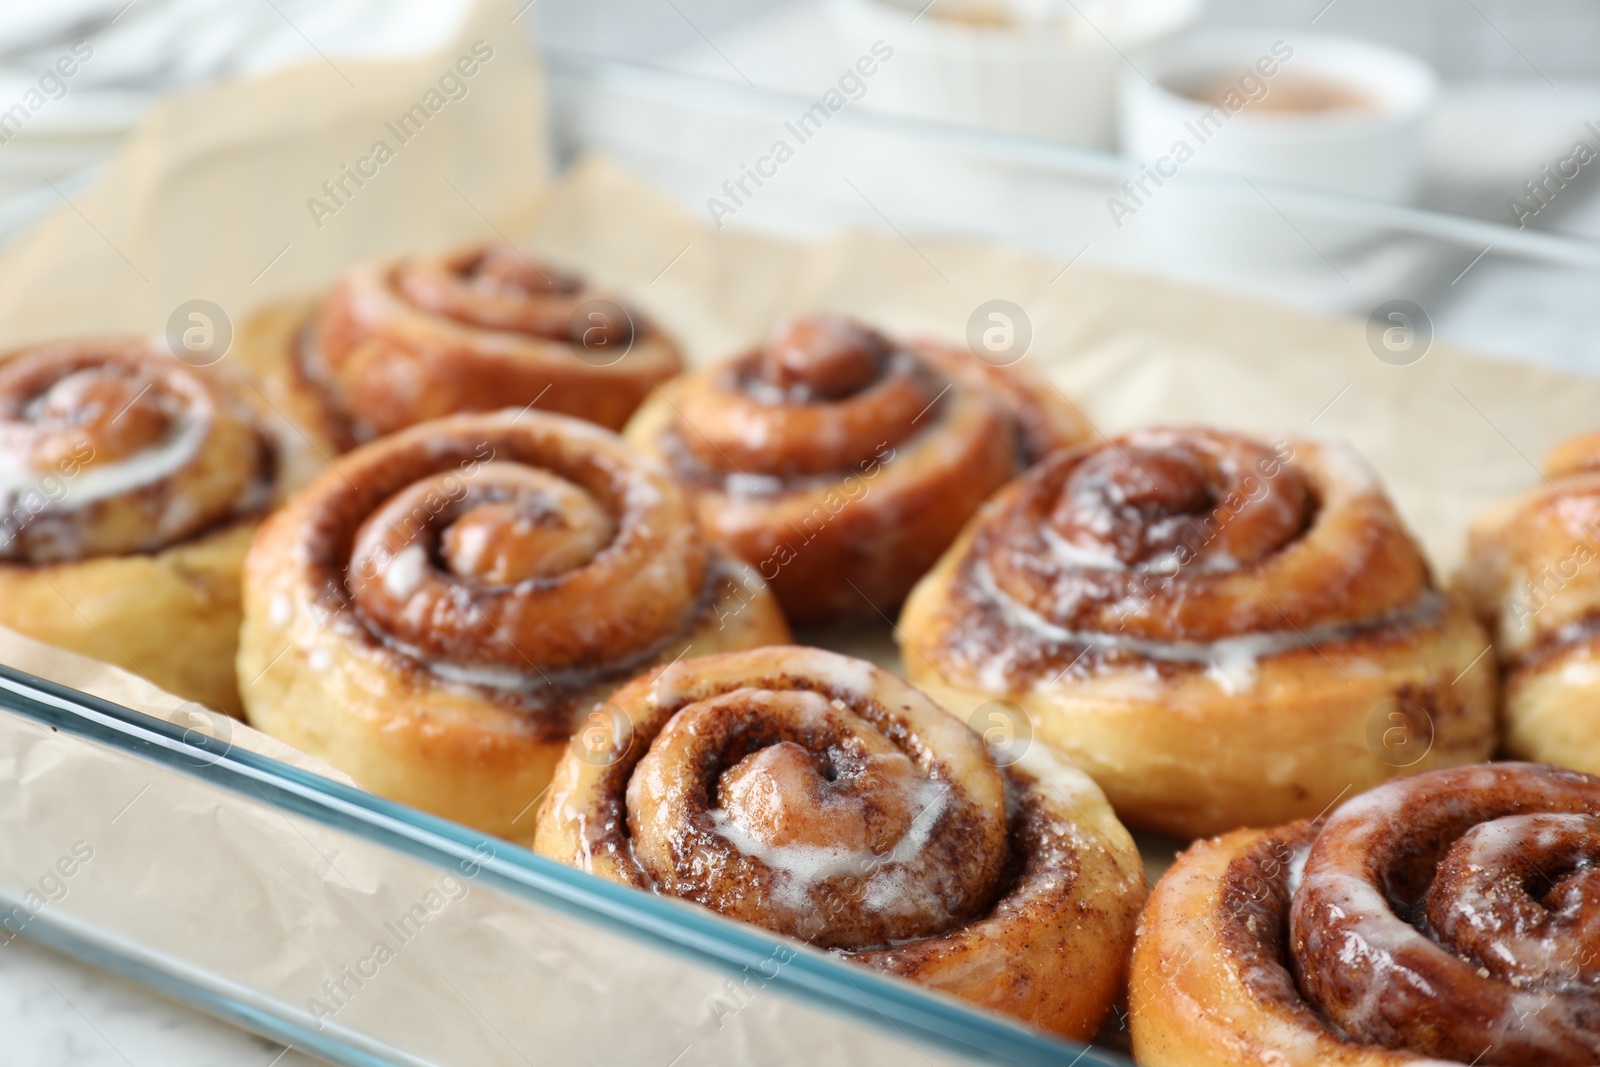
[1120,29,1439,200]
[828,0,1203,149]
[1114,29,1438,261]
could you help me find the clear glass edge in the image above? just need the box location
[0,663,1129,1067]
[541,47,1600,271]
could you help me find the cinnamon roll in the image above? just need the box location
[533,645,1145,1039]
[1132,762,1600,1066]
[238,243,682,449]
[237,410,788,839]
[899,427,1497,838]
[0,337,305,714]
[1459,434,1600,777]
[624,314,1090,626]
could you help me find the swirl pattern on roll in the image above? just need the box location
[1461,433,1600,777]
[534,645,1145,1038]
[899,427,1497,837]
[0,337,274,563]
[304,243,682,441]
[238,410,788,837]
[625,314,1090,624]
[937,427,1428,656]
[1131,763,1600,1067]
[265,410,767,696]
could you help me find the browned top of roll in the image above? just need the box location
[391,245,595,339]
[1546,432,1600,481]
[285,411,711,718]
[1140,764,1600,1066]
[0,337,275,563]
[307,244,681,439]
[1459,431,1600,665]
[1284,762,1600,1065]
[545,646,1011,950]
[537,645,1146,1039]
[923,427,1437,681]
[658,314,1087,491]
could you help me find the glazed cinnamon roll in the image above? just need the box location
[624,314,1090,626]
[1132,762,1600,1066]
[237,410,788,839]
[0,337,307,714]
[237,243,682,449]
[899,427,1497,838]
[534,645,1145,1039]
[1459,434,1600,777]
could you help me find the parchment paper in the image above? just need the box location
[0,0,548,348]
[1,1,1597,1061]
[0,623,353,784]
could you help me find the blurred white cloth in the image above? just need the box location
[0,0,476,225]
[0,0,473,100]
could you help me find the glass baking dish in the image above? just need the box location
[0,662,1121,1067]
[8,8,1600,1065]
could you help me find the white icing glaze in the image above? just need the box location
[402,650,540,691]
[1040,524,1126,571]
[1297,861,1582,1051]
[708,776,949,915]
[621,468,664,511]
[1309,440,1382,495]
[0,409,207,508]
[1285,842,1310,898]
[1014,741,1102,806]
[647,660,695,710]
[1561,660,1600,687]
[784,647,876,699]
[722,471,788,496]
[382,543,428,599]
[971,559,1445,693]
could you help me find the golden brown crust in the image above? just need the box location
[237,410,789,840]
[1459,437,1600,775]
[0,522,256,715]
[899,428,1498,838]
[1131,763,1600,1066]
[295,244,682,441]
[231,298,353,459]
[1544,432,1600,481]
[533,645,1144,1038]
[0,337,317,714]
[624,315,1090,625]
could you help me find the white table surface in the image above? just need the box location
[0,936,323,1066]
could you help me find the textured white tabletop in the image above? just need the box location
[0,937,323,1067]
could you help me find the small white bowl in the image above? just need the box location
[1120,29,1440,202]
[828,0,1202,149]
[1114,29,1438,263]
